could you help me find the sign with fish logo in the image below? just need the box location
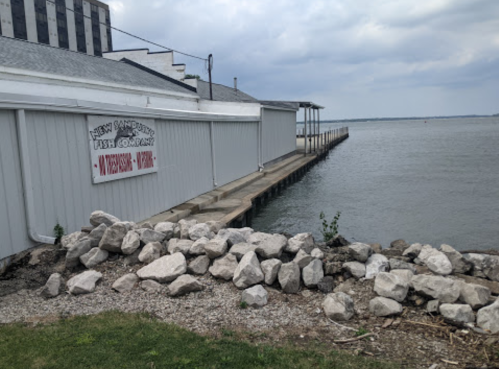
[88,116,158,183]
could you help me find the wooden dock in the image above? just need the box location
[143,128,349,227]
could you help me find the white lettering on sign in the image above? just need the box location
[88,116,158,183]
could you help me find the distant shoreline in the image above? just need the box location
[297,114,498,124]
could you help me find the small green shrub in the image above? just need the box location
[319,211,341,242]
[355,327,369,337]
[53,223,65,242]
[239,301,248,309]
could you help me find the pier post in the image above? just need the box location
[304,107,308,156]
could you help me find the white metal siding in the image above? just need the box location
[0,110,32,260]
[213,121,259,186]
[24,111,214,237]
[262,109,297,164]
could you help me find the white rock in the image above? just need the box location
[323,292,355,321]
[278,262,301,293]
[138,242,163,264]
[167,239,193,256]
[140,229,166,244]
[459,283,491,309]
[188,223,212,241]
[66,239,92,268]
[229,243,258,260]
[178,219,197,239]
[168,275,204,296]
[440,304,475,323]
[477,299,499,334]
[87,224,107,247]
[40,273,64,298]
[389,258,416,273]
[67,270,102,295]
[286,233,314,254]
[293,249,313,269]
[237,227,255,242]
[140,279,164,293]
[216,228,246,246]
[209,253,238,280]
[439,244,472,274]
[154,222,176,240]
[121,230,141,255]
[302,259,324,288]
[241,285,268,307]
[365,254,389,279]
[261,259,282,285]
[348,242,373,262]
[189,237,209,256]
[206,220,225,234]
[112,273,139,293]
[89,210,120,227]
[187,255,211,275]
[248,232,272,245]
[374,272,409,302]
[255,234,287,259]
[61,231,85,250]
[342,261,366,279]
[123,249,141,266]
[369,297,403,317]
[427,300,440,314]
[99,223,128,253]
[402,243,423,260]
[79,247,109,268]
[390,269,414,286]
[233,251,264,289]
[311,248,324,259]
[463,253,488,278]
[411,275,461,303]
[426,250,453,275]
[204,238,228,259]
[136,253,187,283]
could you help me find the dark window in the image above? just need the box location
[55,0,68,49]
[90,3,98,14]
[91,9,101,56]
[0,18,2,36]
[74,0,86,53]
[11,0,28,40]
[34,0,49,44]
[105,9,112,51]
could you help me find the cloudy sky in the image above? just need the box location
[104,0,499,119]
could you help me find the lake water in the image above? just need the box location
[251,117,499,251]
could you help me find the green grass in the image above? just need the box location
[0,311,398,369]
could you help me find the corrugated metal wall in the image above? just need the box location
[262,108,297,164]
[0,110,31,259]
[213,121,259,186]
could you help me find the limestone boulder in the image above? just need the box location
[342,261,366,279]
[153,222,175,240]
[124,249,141,266]
[348,242,373,262]
[140,279,164,293]
[79,247,109,269]
[322,292,355,321]
[87,224,107,247]
[241,285,268,307]
[302,259,324,288]
[188,223,212,241]
[209,254,238,280]
[248,232,272,245]
[121,230,141,255]
[168,275,204,297]
[369,297,403,317]
[255,234,288,259]
[389,258,416,273]
[178,219,197,239]
[390,269,414,286]
[167,239,193,256]
[311,248,325,260]
[402,243,423,260]
[278,262,301,293]
[99,223,128,253]
[411,275,460,303]
[204,238,228,259]
[206,220,225,234]
[140,229,166,244]
[477,299,499,334]
[112,273,139,293]
[67,270,102,295]
[440,304,475,323]
[293,249,313,269]
[374,272,409,302]
[365,254,389,279]
[66,239,92,268]
[216,228,246,246]
[318,276,336,294]
[138,242,163,264]
[233,251,264,289]
[285,233,314,254]
[416,244,453,275]
[427,300,440,314]
[137,253,187,283]
[261,259,282,285]
[439,244,472,274]
[390,239,410,251]
[189,237,209,256]
[459,283,491,309]
[229,243,258,260]
[40,273,65,298]
[187,255,211,275]
[89,210,120,227]
[61,231,85,250]
[237,227,254,242]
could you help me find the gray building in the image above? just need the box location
[0,0,112,56]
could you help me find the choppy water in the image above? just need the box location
[251,117,499,251]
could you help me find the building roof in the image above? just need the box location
[196,79,259,103]
[261,100,323,110]
[0,36,198,97]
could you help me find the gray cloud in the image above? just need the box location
[103,0,499,119]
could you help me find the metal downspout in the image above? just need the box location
[209,121,218,187]
[16,110,56,244]
[258,107,264,171]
